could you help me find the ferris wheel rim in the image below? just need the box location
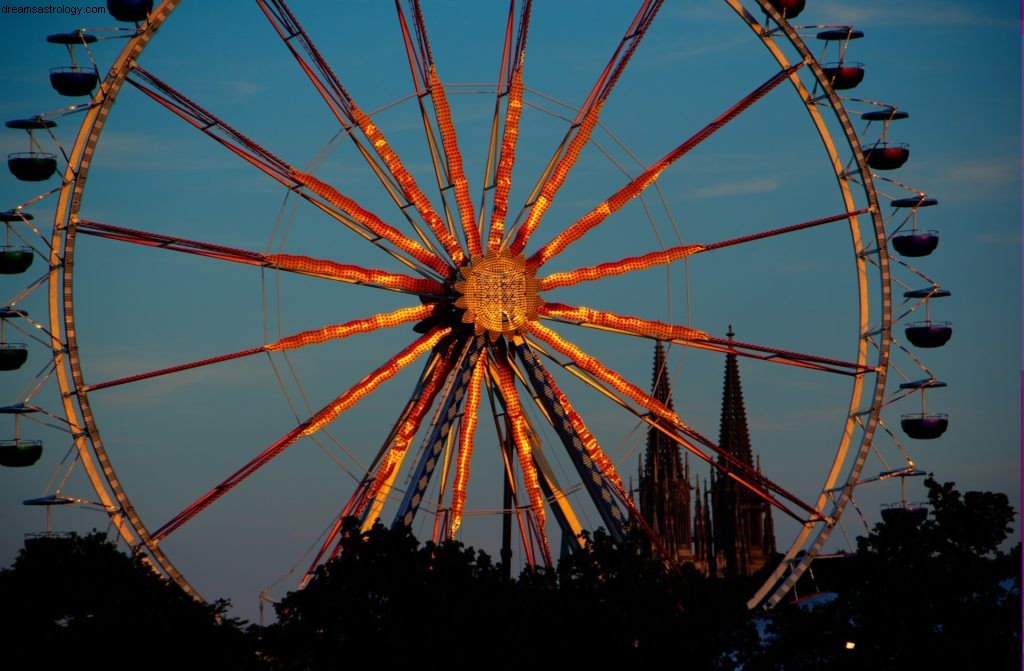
[35,0,901,612]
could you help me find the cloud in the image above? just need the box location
[223,80,265,97]
[976,230,1023,247]
[690,178,779,199]
[948,157,1019,187]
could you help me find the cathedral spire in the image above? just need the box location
[718,325,754,466]
[710,326,776,577]
[636,341,694,565]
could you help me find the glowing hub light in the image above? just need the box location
[454,249,541,338]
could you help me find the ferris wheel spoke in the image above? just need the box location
[449,353,487,536]
[124,66,447,279]
[299,345,457,587]
[525,321,678,426]
[150,327,451,543]
[539,208,869,291]
[539,302,709,342]
[512,337,635,537]
[393,335,486,528]
[484,2,531,253]
[522,335,821,525]
[395,1,482,259]
[538,302,872,376]
[506,0,665,255]
[493,351,553,566]
[354,345,459,528]
[74,219,445,297]
[528,63,804,268]
[256,0,460,264]
[83,304,437,393]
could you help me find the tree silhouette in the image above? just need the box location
[750,477,1021,670]
[0,531,258,667]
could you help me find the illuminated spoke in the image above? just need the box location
[85,305,436,393]
[539,244,703,291]
[539,208,866,291]
[125,66,444,279]
[358,346,459,526]
[258,0,463,264]
[488,68,526,253]
[484,2,530,252]
[529,63,803,267]
[524,336,821,524]
[494,353,553,566]
[506,0,664,255]
[539,302,708,344]
[75,220,444,296]
[514,338,637,521]
[265,305,436,352]
[393,0,482,259]
[151,327,450,542]
[450,354,487,535]
[540,302,872,376]
[349,102,464,265]
[290,170,452,276]
[525,321,678,427]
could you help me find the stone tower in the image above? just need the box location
[709,326,776,577]
[636,341,697,565]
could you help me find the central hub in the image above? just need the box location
[454,249,540,339]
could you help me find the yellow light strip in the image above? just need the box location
[535,362,630,502]
[350,104,466,266]
[488,68,525,253]
[495,355,553,566]
[450,355,486,535]
[529,144,696,269]
[300,327,450,436]
[360,351,456,527]
[290,168,451,276]
[525,321,684,430]
[428,66,481,259]
[538,243,704,291]
[267,254,443,294]
[509,102,604,255]
[539,302,710,342]
[265,304,434,352]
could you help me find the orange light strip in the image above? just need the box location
[538,243,704,291]
[450,354,487,535]
[267,254,444,295]
[530,63,803,268]
[539,303,709,342]
[488,68,525,253]
[525,321,681,429]
[266,304,435,352]
[289,169,450,276]
[300,327,451,436]
[508,102,604,255]
[349,104,466,266]
[528,160,688,269]
[359,350,457,522]
[428,65,481,259]
[495,355,553,566]
[535,362,630,503]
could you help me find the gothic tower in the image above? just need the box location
[710,326,776,577]
[636,341,697,565]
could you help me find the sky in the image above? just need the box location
[0,0,1020,625]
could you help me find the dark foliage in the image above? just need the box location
[257,520,756,669]
[749,477,1021,670]
[3,478,1018,670]
[0,530,260,668]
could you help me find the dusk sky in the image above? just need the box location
[1,1,1019,624]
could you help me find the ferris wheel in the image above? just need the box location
[1,0,950,613]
